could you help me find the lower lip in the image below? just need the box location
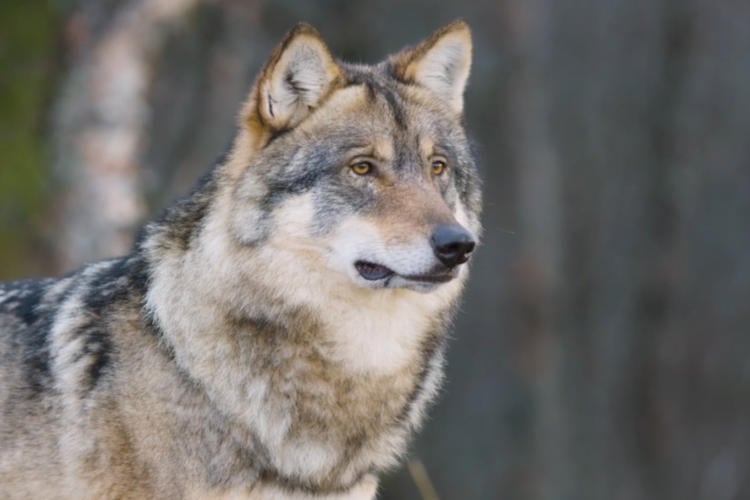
[354,261,454,284]
[401,273,454,284]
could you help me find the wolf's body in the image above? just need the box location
[0,21,481,499]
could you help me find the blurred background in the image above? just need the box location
[2,1,750,499]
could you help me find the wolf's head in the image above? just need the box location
[141,24,483,477]
[222,21,481,295]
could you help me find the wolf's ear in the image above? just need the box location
[247,23,341,134]
[392,20,472,114]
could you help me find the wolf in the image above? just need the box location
[0,20,481,499]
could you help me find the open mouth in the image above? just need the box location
[354,261,455,284]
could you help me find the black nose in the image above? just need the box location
[430,224,476,268]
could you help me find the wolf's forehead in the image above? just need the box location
[343,66,410,127]
[306,66,460,153]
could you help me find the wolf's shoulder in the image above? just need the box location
[0,276,74,400]
[0,255,151,390]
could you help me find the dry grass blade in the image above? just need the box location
[408,458,440,500]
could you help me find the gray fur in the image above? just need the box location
[0,22,480,499]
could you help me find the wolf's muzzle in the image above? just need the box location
[430,224,476,268]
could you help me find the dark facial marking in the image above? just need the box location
[260,145,337,212]
[345,70,407,130]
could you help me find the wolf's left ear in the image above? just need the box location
[392,20,472,114]
[246,23,341,134]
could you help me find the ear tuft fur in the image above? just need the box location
[392,20,472,114]
[246,23,341,134]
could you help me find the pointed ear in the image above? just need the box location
[392,20,472,114]
[245,23,341,134]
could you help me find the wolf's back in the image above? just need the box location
[0,257,148,496]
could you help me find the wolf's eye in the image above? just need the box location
[431,159,447,176]
[351,161,373,176]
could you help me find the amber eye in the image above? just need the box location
[431,159,447,176]
[351,161,374,176]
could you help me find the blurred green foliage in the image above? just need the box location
[0,1,63,279]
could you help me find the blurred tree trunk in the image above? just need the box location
[49,0,199,270]
[498,1,750,500]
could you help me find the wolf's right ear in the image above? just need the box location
[243,24,341,137]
